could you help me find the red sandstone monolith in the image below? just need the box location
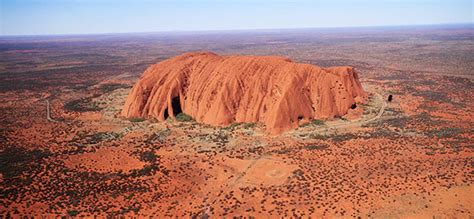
[121,52,366,134]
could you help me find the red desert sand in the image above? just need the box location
[121,52,366,134]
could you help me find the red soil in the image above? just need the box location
[121,52,366,134]
[63,147,146,174]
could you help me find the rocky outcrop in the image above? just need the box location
[121,52,366,134]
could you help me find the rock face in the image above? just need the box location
[121,52,366,134]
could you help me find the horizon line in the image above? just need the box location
[1,22,472,38]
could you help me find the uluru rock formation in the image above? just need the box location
[121,52,366,134]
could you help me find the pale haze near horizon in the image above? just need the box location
[0,0,473,36]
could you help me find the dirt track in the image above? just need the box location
[313,91,387,133]
[45,100,58,122]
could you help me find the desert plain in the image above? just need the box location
[0,25,473,217]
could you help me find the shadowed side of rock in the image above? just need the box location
[121,52,366,134]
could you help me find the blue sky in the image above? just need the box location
[0,0,472,35]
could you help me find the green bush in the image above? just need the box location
[222,122,242,130]
[426,127,461,138]
[64,98,102,112]
[144,128,171,144]
[139,151,158,163]
[67,210,79,216]
[311,120,325,125]
[308,133,328,140]
[243,123,256,129]
[330,133,358,142]
[305,144,329,150]
[0,147,50,179]
[129,117,145,123]
[130,165,158,177]
[99,83,129,93]
[87,132,122,144]
[301,119,325,127]
[222,122,256,130]
[175,113,194,122]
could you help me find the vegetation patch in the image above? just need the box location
[175,113,194,122]
[417,90,465,107]
[129,117,145,123]
[64,97,102,112]
[308,133,329,140]
[222,122,256,131]
[361,128,401,139]
[139,151,158,163]
[145,128,171,144]
[198,130,230,147]
[330,133,358,142]
[301,119,325,127]
[0,147,51,179]
[223,122,243,131]
[242,122,257,129]
[426,127,461,138]
[273,147,293,154]
[365,112,442,130]
[69,131,123,146]
[100,83,130,93]
[305,144,329,150]
[67,210,80,217]
[129,165,160,177]
[87,132,122,144]
[292,169,306,180]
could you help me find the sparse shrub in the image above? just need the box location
[139,151,158,163]
[0,147,50,179]
[274,148,293,154]
[86,132,122,144]
[214,130,230,145]
[124,193,134,200]
[361,127,400,139]
[305,144,329,150]
[312,119,325,125]
[417,90,463,107]
[130,165,158,177]
[129,117,145,123]
[221,122,255,131]
[67,210,79,216]
[308,133,328,140]
[292,169,305,180]
[330,133,358,142]
[64,98,102,112]
[175,113,194,122]
[145,128,171,144]
[30,149,51,160]
[301,119,325,127]
[223,122,242,130]
[242,123,256,129]
[426,127,461,138]
[199,130,230,146]
[425,151,435,156]
[99,83,129,93]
